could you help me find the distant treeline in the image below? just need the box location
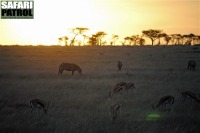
[58,27,200,46]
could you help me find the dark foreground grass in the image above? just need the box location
[0,45,200,133]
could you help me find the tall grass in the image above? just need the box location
[0,45,200,133]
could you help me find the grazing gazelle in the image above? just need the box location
[187,60,196,71]
[58,63,82,76]
[117,61,123,71]
[30,99,49,114]
[109,103,121,123]
[109,82,136,97]
[109,82,127,97]
[181,91,200,103]
[152,95,174,111]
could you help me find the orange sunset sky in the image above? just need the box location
[0,0,199,45]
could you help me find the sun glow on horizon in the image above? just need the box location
[0,0,199,45]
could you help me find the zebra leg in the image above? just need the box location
[60,70,63,76]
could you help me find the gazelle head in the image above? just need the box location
[126,82,136,91]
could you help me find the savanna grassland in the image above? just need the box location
[0,45,200,133]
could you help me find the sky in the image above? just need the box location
[0,0,199,45]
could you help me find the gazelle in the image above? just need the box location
[109,103,121,123]
[109,82,127,97]
[181,91,200,103]
[109,82,136,97]
[30,99,49,114]
[152,95,174,111]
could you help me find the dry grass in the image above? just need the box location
[0,45,200,133]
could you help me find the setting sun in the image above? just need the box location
[0,0,199,45]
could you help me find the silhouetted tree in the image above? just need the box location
[193,35,200,44]
[124,36,132,45]
[95,31,107,46]
[58,36,68,46]
[157,33,167,45]
[131,35,139,45]
[63,36,69,46]
[58,37,63,45]
[142,29,162,45]
[138,37,145,46]
[111,35,119,46]
[163,34,171,45]
[69,27,89,46]
[171,34,182,45]
[88,34,98,46]
[187,33,195,45]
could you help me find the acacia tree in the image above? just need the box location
[95,31,107,46]
[88,34,98,46]
[110,34,119,46]
[124,36,132,45]
[69,27,89,46]
[163,34,171,45]
[185,33,195,45]
[82,35,89,45]
[157,33,167,45]
[63,36,69,46]
[170,34,182,45]
[58,36,68,46]
[142,29,162,45]
[131,35,140,45]
[58,37,63,45]
[138,37,145,46]
[193,35,200,45]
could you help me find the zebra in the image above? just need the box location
[181,91,200,103]
[30,99,49,114]
[109,103,121,123]
[117,61,123,71]
[58,63,82,76]
[152,95,174,111]
[187,60,196,71]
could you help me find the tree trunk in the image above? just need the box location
[70,34,78,46]
[151,38,154,46]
